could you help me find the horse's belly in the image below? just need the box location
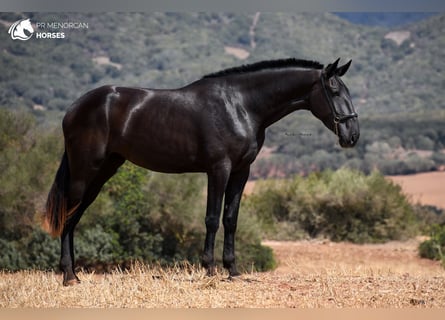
[128,154,204,174]
[114,136,203,173]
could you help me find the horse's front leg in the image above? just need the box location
[202,162,231,276]
[222,167,250,277]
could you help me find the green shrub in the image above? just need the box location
[413,205,445,233]
[244,169,419,243]
[22,229,60,270]
[0,239,26,271]
[0,229,59,271]
[75,224,123,268]
[419,224,445,268]
[238,243,276,273]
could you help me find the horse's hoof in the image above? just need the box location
[227,265,241,277]
[63,278,81,286]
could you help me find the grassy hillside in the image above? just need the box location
[0,12,444,175]
[1,13,443,114]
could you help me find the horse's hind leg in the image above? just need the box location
[60,153,124,286]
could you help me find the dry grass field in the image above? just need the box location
[1,238,444,308]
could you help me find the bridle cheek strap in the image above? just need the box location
[320,75,357,136]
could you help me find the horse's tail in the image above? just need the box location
[43,151,78,237]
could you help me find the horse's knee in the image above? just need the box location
[205,216,219,233]
[223,215,237,233]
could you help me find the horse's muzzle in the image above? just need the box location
[339,131,359,148]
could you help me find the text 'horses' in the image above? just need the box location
[45,58,359,286]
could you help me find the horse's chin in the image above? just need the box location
[339,140,353,148]
[339,135,358,148]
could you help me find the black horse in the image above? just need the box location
[45,58,359,286]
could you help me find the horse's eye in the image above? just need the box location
[329,78,339,93]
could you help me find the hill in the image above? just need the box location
[1,12,443,116]
[0,12,444,176]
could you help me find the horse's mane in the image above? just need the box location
[203,58,324,79]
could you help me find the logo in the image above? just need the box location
[8,18,88,41]
[8,18,34,40]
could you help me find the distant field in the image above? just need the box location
[388,171,445,209]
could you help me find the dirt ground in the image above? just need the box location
[265,238,442,276]
[262,239,445,307]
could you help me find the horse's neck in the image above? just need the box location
[241,69,319,129]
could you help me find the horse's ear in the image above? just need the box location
[336,60,352,77]
[324,58,340,78]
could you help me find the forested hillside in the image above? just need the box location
[1,12,444,176]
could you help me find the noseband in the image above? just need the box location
[320,75,357,134]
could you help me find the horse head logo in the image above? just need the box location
[8,18,34,40]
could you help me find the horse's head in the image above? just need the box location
[309,58,359,148]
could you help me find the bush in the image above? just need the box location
[238,243,276,273]
[23,229,60,270]
[0,239,27,271]
[75,224,123,269]
[244,169,419,243]
[419,224,445,268]
[0,229,59,271]
[413,205,445,233]
[0,110,63,237]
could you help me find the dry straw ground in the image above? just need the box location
[1,238,444,308]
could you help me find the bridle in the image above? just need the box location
[280,71,358,136]
[320,74,358,135]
